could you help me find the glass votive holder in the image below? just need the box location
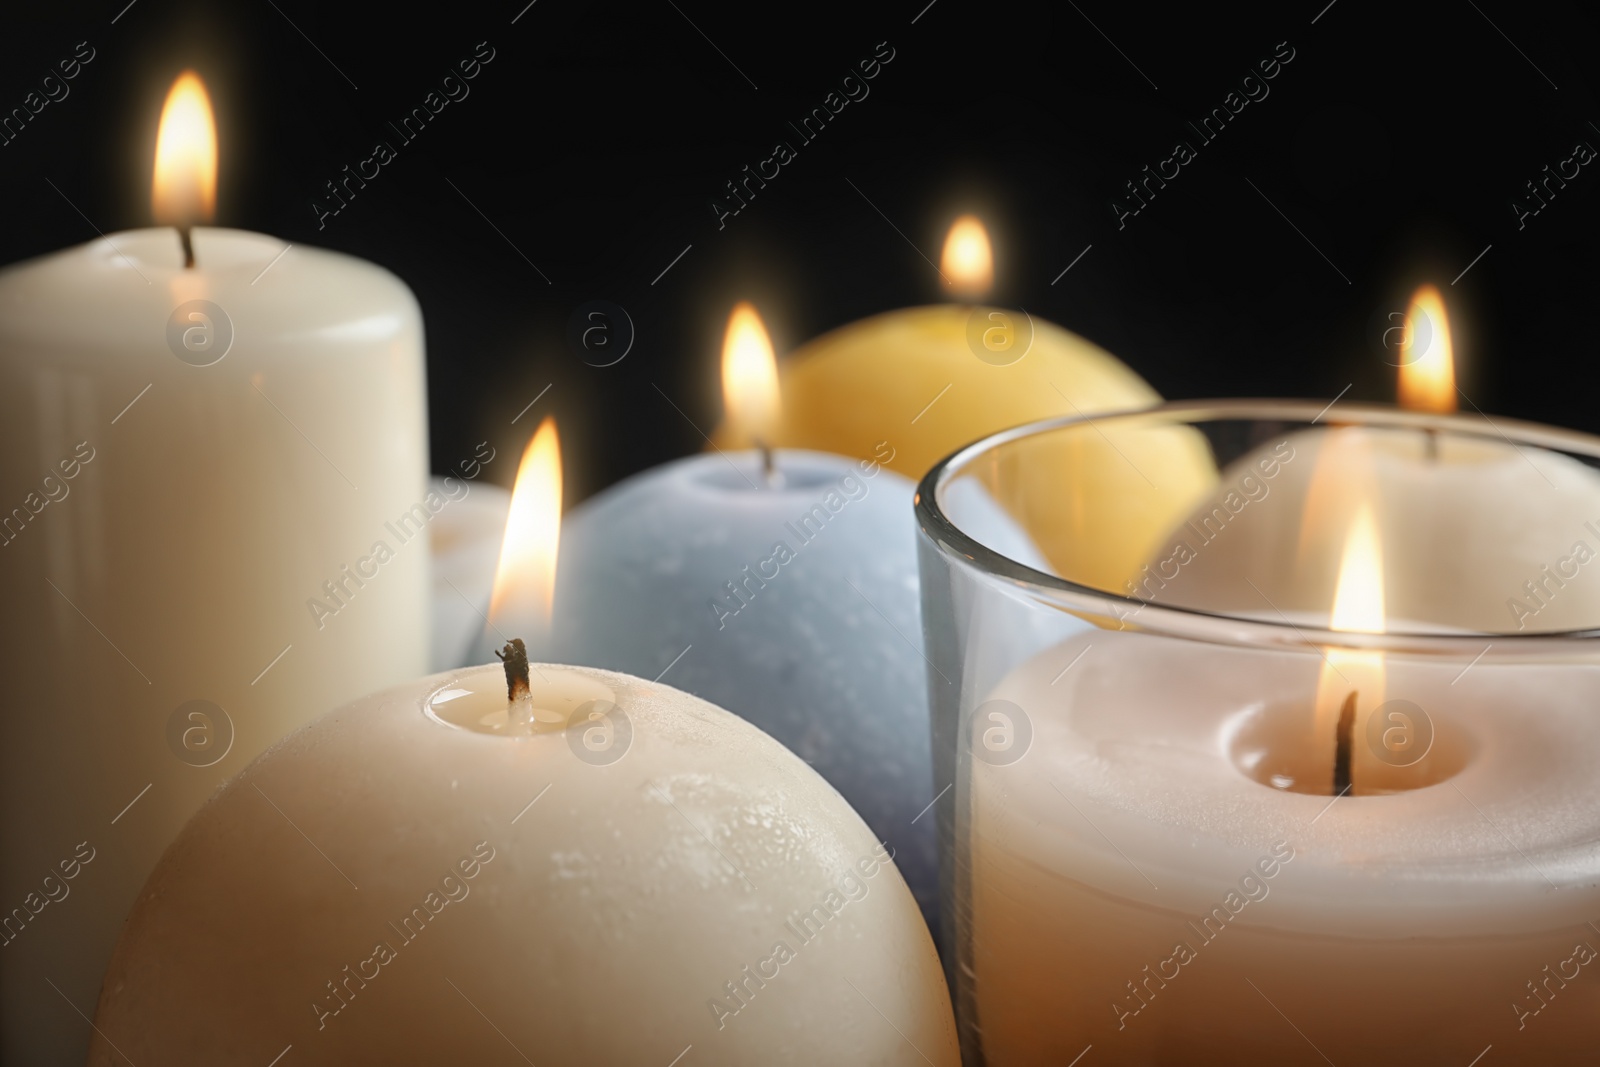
[914,399,1600,1066]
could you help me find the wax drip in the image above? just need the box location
[1332,690,1357,796]
[178,226,195,269]
[1423,426,1439,462]
[495,638,532,704]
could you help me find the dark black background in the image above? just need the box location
[2,0,1596,504]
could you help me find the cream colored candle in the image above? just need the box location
[966,630,1600,1062]
[955,395,1600,1062]
[1133,286,1600,635]
[1134,424,1600,634]
[89,657,958,1065]
[0,75,427,1064]
[968,629,1600,1065]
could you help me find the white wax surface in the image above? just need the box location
[0,228,429,1064]
[966,630,1600,1062]
[90,664,958,1065]
[1140,426,1600,632]
[545,450,940,928]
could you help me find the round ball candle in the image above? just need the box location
[709,218,1217,588]
[0,75,429,1063]
[89,652,958,1066]
[490,314,942,930]
[553,450,935,922]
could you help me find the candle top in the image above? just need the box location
[428,664,617,737]
[0,228,420,354]
[980,628,1600,935]
[595,447,908,501]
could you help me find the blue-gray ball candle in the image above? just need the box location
[550,446,939,930]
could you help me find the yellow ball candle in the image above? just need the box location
[712,218,1216,591]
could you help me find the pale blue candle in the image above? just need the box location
[548,447,939,930]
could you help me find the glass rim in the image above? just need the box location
[914,398,1600,658]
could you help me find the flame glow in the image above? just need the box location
[1314,501,1386,793]
[1329,502,1385,634]
[152,72,217,226]
[1397,284,1456,414]
[488,417,563,630]
[720,302,781,443]
[940,215,993,298]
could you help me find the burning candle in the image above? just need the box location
[923,399,1600,1065]
[550,304,942,930]
[1138,286,1600,634]
[469,416,562,665]
[711,216,1217,588]
[90,479,957,1065]
[0,72,428,1063]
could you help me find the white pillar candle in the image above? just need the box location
[967,628,1600,1064]
[89,658,958,1065]
[0,223,429,1063]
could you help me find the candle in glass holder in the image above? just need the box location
[920,402,1600,1066]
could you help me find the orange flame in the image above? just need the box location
[720,302,780,444]
[1329,502,1385,635]
[1397,284,1456,414]
[152,72,217,226]
[940,215,993,299]
[1314,501,1386,793]
[488,418,563,631]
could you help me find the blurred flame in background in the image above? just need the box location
[721,301,781,445]
[940,215,993,299]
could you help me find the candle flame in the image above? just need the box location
[488,417,563,630]
[152,71,217,226]
[1329,502,1385,635]
[940,215,993,299]
[1397,284,1456,414]
[1315,501,1386,793]
[720,302,781,443]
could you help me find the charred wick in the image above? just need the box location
[1333,690,1357,797]
[495,638,531,703]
